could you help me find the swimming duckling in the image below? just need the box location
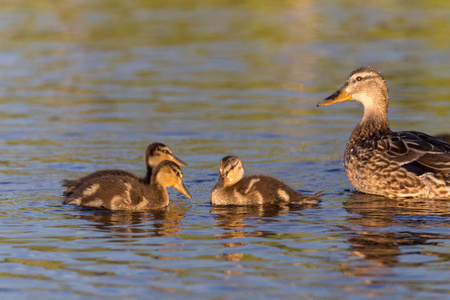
[63,160,191,211]
[211,156,320,206]
[62,142,187,196]
[317,66,450,199]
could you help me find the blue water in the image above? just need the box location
[1,1,450,299]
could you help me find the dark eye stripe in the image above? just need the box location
[169,166,181,177]
[354,75,378,81]
[223,160,239,176]
[153,147,172,155]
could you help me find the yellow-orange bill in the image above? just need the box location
[173,155,188,167]
[174,182,192,199]
[317,86,352,107]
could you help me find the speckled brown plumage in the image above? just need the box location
[318,66,450,199]
[435,133,450,144]
[62,142,187,196]
[64,160,191,211]
[211,156,320,206]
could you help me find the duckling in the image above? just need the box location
[317,66,450,199]
[63,160,191,210]
[211,156,320,206]
[62,142,187,196]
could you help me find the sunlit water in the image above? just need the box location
[1,1,450,299]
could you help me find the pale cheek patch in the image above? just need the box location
[277,189,290,202]
[83,183,100,197]
[148,157,159,167]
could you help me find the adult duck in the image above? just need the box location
[317,66,450,199]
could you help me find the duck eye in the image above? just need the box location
[356,76,362,82]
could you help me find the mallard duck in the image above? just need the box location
[62,142,187,196]
[63,160,191,210]
[317,66,450,199]
[436,133,450,144]
[211,156,320,205]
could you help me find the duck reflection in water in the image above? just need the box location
[211,203,319,262]
[341,192,450,282]
[66,205,189,239]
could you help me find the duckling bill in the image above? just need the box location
[317,66,450,199]
[64,160,191,211]
[211,156,320,206]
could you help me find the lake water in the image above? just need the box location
[1,1,450,299]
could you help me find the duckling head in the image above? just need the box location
[217,155,244,188]
[154,160,191,199]
[317,66,389,122]
[146,142,188,169]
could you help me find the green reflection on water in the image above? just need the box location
[5,258,115,276]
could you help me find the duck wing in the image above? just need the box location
[366,131,450,176]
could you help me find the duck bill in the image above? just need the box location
[215,174,225,189]
[317,85,352,107]
[172,155,188,167]
[174,182,192,199]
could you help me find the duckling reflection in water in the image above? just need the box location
[64,160,191,211]
[62,142,187,196]
[211,156,320,206]
[69,208,188,238]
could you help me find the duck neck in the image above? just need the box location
[346,104,391,151]
[142,166,153,184]
[148,182,170,208]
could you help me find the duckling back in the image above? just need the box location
[212,174,317,206]
[62,142,188,196]
[64,175,169,210]
[64,160,191,211]
[62,169,139,196]
[211,155,319,206]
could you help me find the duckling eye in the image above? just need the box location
[356,76,363,82]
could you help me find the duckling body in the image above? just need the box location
[62,142,187,196]
[64,160,191,211]
[211,156,319,206]
[318,66,450,199]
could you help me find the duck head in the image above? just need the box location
[154,160,191,199]
[216,155,244,188]
[317,66,390,123]
[146,142,188,169]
